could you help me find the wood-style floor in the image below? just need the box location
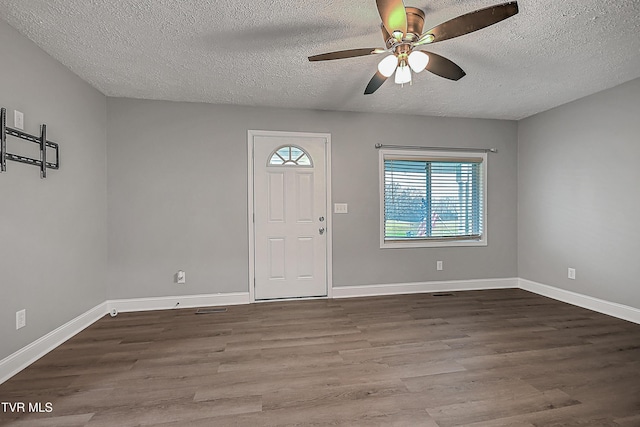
[1,289,640,426]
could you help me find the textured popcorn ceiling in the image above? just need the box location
[1,0,639,119]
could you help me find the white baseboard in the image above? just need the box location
[0,302,108,385]
[0,292,250,385]
[519,278,640,325]
[107,292,251,313]
[332,277,518,298]
[3,282,638,385]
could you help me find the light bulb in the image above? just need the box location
[408,51,429,73]
[420,34,435,44]
[394,61,412,85]
[377,55,398,78]
[392,30,404,41]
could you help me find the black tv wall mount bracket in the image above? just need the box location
[1,107,60,179]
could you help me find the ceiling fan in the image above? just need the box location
[308,0,519,94]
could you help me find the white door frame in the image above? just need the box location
[247,130,333,303]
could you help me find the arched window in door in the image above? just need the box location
[268,145,312,166]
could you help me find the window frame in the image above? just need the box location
[268,144,313,167]
[378,148,488,249]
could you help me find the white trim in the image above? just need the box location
[0,292,251,384]
[381,239,487,249]
[248,132,255,302]
[3,280,640,385]
[519,278,640,325]
[247,130,333,302]
[0,301,108,385]
[254,296,329,304]
[107,292,250,313]
[332,278,517,298]
[325,135,333,299]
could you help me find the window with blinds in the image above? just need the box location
[379,150,487,248]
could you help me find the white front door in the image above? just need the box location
[251,132,329,300]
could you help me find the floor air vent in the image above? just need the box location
[195,307,228,314]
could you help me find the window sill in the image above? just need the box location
[380,238,487,249]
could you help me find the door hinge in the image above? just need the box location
[252,213,255,223]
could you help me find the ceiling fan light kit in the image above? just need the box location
[309,0,519,94]
[408,51,429,73]
[378,55,399,77]
[394,61,412,85]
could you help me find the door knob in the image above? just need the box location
[319,227,325,235]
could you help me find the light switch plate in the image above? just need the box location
[334,203,348,214]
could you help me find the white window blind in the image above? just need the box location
[380,150,486,247]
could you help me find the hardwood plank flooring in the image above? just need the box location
[1,289,640,426]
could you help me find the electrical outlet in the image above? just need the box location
[14,110,24,130]
[568,268,576,280]
[176,270,186,284]
[437,261,443,271]
[16,309,26,330]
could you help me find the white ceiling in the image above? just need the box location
[1,0,639,120]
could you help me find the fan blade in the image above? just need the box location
[423,51,466,81]
[308,48,382,61]
[416,1,518,45]
[376,0,408,38]
[364,71,388,95]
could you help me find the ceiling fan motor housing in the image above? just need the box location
[405,7,426,41]
[381,7,425,48]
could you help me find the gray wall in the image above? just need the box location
[3,6,639,377]
[518,77,640,309]
[107,98,518,299]
[0,20,107,360]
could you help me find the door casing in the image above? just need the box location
[247,130,333,302]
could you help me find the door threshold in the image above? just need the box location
[254,295,329,303]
